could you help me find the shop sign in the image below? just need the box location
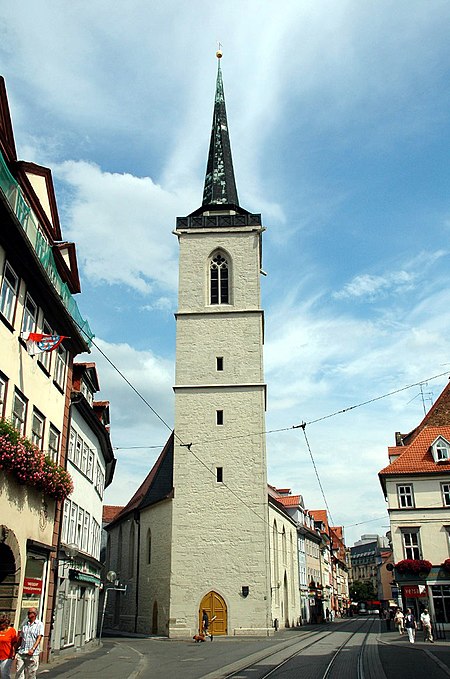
[402,585,427,598]
[23,578,43,595]
[21,598,39,609]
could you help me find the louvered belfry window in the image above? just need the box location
[210,253,229,304]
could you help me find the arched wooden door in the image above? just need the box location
[199,591,227,635]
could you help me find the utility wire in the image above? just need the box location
[112,370,449,451]
[299,424,335,527]
[71,319,448,537]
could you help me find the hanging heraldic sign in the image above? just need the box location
[23,578,43,595]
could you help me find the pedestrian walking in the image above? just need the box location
[201,609,214,641]
[15,608,44,678]
[394,608,404,635]
[420,609,434,642]
[0,615,17,679]
[404,608,417,644]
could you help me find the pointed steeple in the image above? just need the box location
[202,52,239,208]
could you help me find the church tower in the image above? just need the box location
[170,53,272,637]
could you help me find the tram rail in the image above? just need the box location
[223,616,378,679]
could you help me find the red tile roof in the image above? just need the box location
[103,505,124,523]
[400,380,450,445]
[379,425,450,476]
[277,495,301,507]
[309,509,329,532]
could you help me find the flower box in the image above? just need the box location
[0,419,73,500]
[394,559,432,576]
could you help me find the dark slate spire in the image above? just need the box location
[202,54,239,208]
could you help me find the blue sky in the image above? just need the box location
[2,1,450,546]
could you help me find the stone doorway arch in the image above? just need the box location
[0,526,20,618]
[199,591,227,636]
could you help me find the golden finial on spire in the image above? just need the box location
[216,42,223,59]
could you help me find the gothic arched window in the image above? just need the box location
[210,253,229,304]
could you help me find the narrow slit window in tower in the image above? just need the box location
[216,356,224,371]
[216,467,223,483]
[216,410,224,425]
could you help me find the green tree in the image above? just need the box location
[349,580,377,603]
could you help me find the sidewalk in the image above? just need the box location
[377,625,450,678]
[38,638,147,678]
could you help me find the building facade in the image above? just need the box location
[0,76,91,657]
[379,382,450,630]
[105,55,272,637]
[52,363,115,656]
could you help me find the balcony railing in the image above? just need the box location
[0,152,93,345]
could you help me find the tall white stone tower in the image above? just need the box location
[170,54,272,637]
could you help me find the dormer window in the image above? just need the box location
[81,380,94,405]
[431,436,450,463]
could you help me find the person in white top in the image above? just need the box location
[394,608,404,635]
[420,608,434,642]
[15,608,44,678]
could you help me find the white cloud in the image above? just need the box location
[55,160,191,294]
[81,338,174,504]
[333,250,448,301]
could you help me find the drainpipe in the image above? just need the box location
[134,511,141,633]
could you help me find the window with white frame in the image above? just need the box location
[0,372,8,418]
[21,293,38,335]
[61,500,70,544]
[48,425,60,463]
[76,507,84,548]
[81,380,93,405]
[84,589,95,642]
[402,529,421,560]
[68,427,76,462]
[68,502,77,544]
[397,484,414,508]
[87,450,94,481]
[12,390,27,434]
[442,483,450,507]
[95,462,105,498]
[63,586,77,647]
[74,436,82,468]
[38,320,52,373]
[431,436,450,463]
[81,442,89,475]
[82,511,90,553]
[0,262,19,324]
[31,409,45,449]
[54,344,67,389]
